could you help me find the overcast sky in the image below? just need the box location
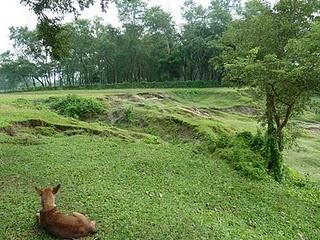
[0,0,276,53]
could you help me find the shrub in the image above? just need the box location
[108,105,134,124]
[123,105,134,122]
[214,131,268,180]
[13,133,42,145]
[46,95,105,120]
[249,131,265,151]
[236,130,265,152]
[143,135,161,144]
[236,131,253,142]
[216,133,233,149]
[218,143,268,180]
[284,167,310,187]
[3,80,223,93]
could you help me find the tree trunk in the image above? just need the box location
[266,85,283,182]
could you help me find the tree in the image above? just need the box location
[116,0,147,82]
[1,1,234,89]
[143,6,179,80]
[8,26,55,87]
[19,0,114,60]
[222,0,320,181]
[0,51,38,90]
[180,0,236,82]
[207,0,239,82]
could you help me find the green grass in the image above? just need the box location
[1,136,319,239]
[286,137,320,182]
[0,88,319,239]
[171,88,254,108]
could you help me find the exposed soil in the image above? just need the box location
[107,108,129,124]
[136,92,170,101]
[180,107,211,118]
[1,119,104,136]
[1,119,164,145]
[105,92,171,103]
[144,116,202,142]
[307,127,320,135]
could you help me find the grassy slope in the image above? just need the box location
[0,88,319,239]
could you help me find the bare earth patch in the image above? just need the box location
[104,92,170,103]
[180,107,211,118]
[302,122,320,135]
[0,119,158,143]
[308,127,320,135]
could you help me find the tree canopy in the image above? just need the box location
[1,0,237,90]
[20,0,114,59]
[221,0,320,181]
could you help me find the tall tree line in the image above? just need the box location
[0,0,235,90]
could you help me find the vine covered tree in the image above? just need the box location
[222,0,320,181]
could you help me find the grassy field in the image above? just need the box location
[0,88,319,239]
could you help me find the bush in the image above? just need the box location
[214,131,268,180]
[14,98,33,107]
[45,95,105,120]
[34,127,57,137]
[123,105,134,122]
[216,133,233,149]
[218,143,268,180]
[284,167,310,187]
[236,130,265,152]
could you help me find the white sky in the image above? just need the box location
[0,0,276,53]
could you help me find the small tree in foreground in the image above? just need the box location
[221,0,320,181]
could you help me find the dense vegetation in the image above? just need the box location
[1,0,236,90]
[222,0,320,181]
[43,95,105,120]
[0,1,319,238]
[0,89,319,239]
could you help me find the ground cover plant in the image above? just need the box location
[43,95,105,120]
[0,88,319,239]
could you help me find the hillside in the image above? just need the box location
[0,88,319,239]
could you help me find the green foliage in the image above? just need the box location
[216,133,232,148]
[20,0,112,60]
[1,135,320,239]
[143,135,160,144]
[11,133,43,145]
[0,88,320,239]
[2,80,222,93]
[45,95,105,120]
[14,98,33,107]
[34,126,57,137]
[36,18,71,60]
[214,131,268,180]
[221,0,320,181]
[2,0,236,91]
[123,105,134,122]
[284,167,309,188]
[219,144,267,180]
